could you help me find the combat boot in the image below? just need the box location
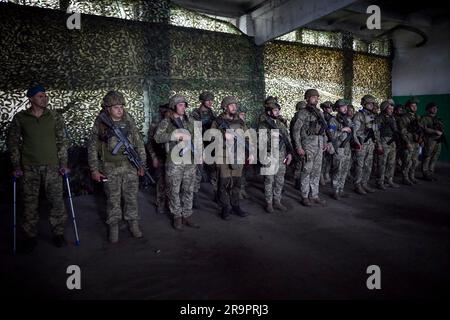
[386,179,400,188]
[109,224,119,243]
[376,182,386,190]
[221,207,231,220]
[173,217,183,230]
[301,197,312,207]
[273,200,287,211]
[354,184,367,195]
[265,202,274,213]
[232,205,248,217]
[312,197,326,206]
[362,183,375,193]
[339,190,350,198]
[409,175,419,184]
[423,172,433,181]
[183,216,200,228]
[128,220,143,238]
[402,177,413,185]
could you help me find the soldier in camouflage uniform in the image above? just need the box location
[190,91,217,205]
[376,100,400,189]
[258,102,293,212]
[211,96,253,220]
[292,89,330,207]
[398,98,422,185]
[146,104,169,214]
[394,104,406,175]
[353,94,383,195]
[319,101,334,186]
[329,99,360,200]
[88,91,146,243]
[290,100,307,190]
[7,85,69,252]
[420,102,445,181]
[154,94,199,230]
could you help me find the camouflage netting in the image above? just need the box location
[263,42,345,121]
[0,1,392,151]
[352,53,392,108]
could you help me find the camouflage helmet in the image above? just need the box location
[320,101,333,110]
[169,94,188,110]
[295,101,307,111]
[361,94,376,106]
[304,88,319,100]
[426,102,438,111]
[199,91,214,102]
[387,98,395,105]
[102,90,125,108]
[221,96,238,109]
[265,102,281,112]
[380,100,394,112]
[333,99,348,111]
[264,96,278,106]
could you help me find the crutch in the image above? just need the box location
[63,173,80,246]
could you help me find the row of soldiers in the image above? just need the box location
[7,85,445,251]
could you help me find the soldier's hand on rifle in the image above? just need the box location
[436,130,443,136]
[12,168,23,178]
[296,148,305,157]
[285,153,292,166]
[354,142,362,150]
[342,127,351,133]
[137,167,145,177]
[152,158,160,168]
[91,170,107,182]
[59,167,70,175]
[406,143,413,151]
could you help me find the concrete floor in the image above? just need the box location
[1,163,449,300]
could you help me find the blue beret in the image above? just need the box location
[26,85,46,98]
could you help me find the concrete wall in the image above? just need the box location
[392,20,450,162]
[392,20,450,96]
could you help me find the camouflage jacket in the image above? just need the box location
[292,105,327,150]
[353,108,380,145]
[398,111,422,144]
[258,113,292,156]
[190,106,216,132]
[87,111,146,173]
[420,115,444,141]
[154,111,195,165]
[7,108,68,168]
[329,113,357,150]
[377,113,399,143]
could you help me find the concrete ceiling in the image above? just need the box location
[172,0,268,17]
[172,0,450,46]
